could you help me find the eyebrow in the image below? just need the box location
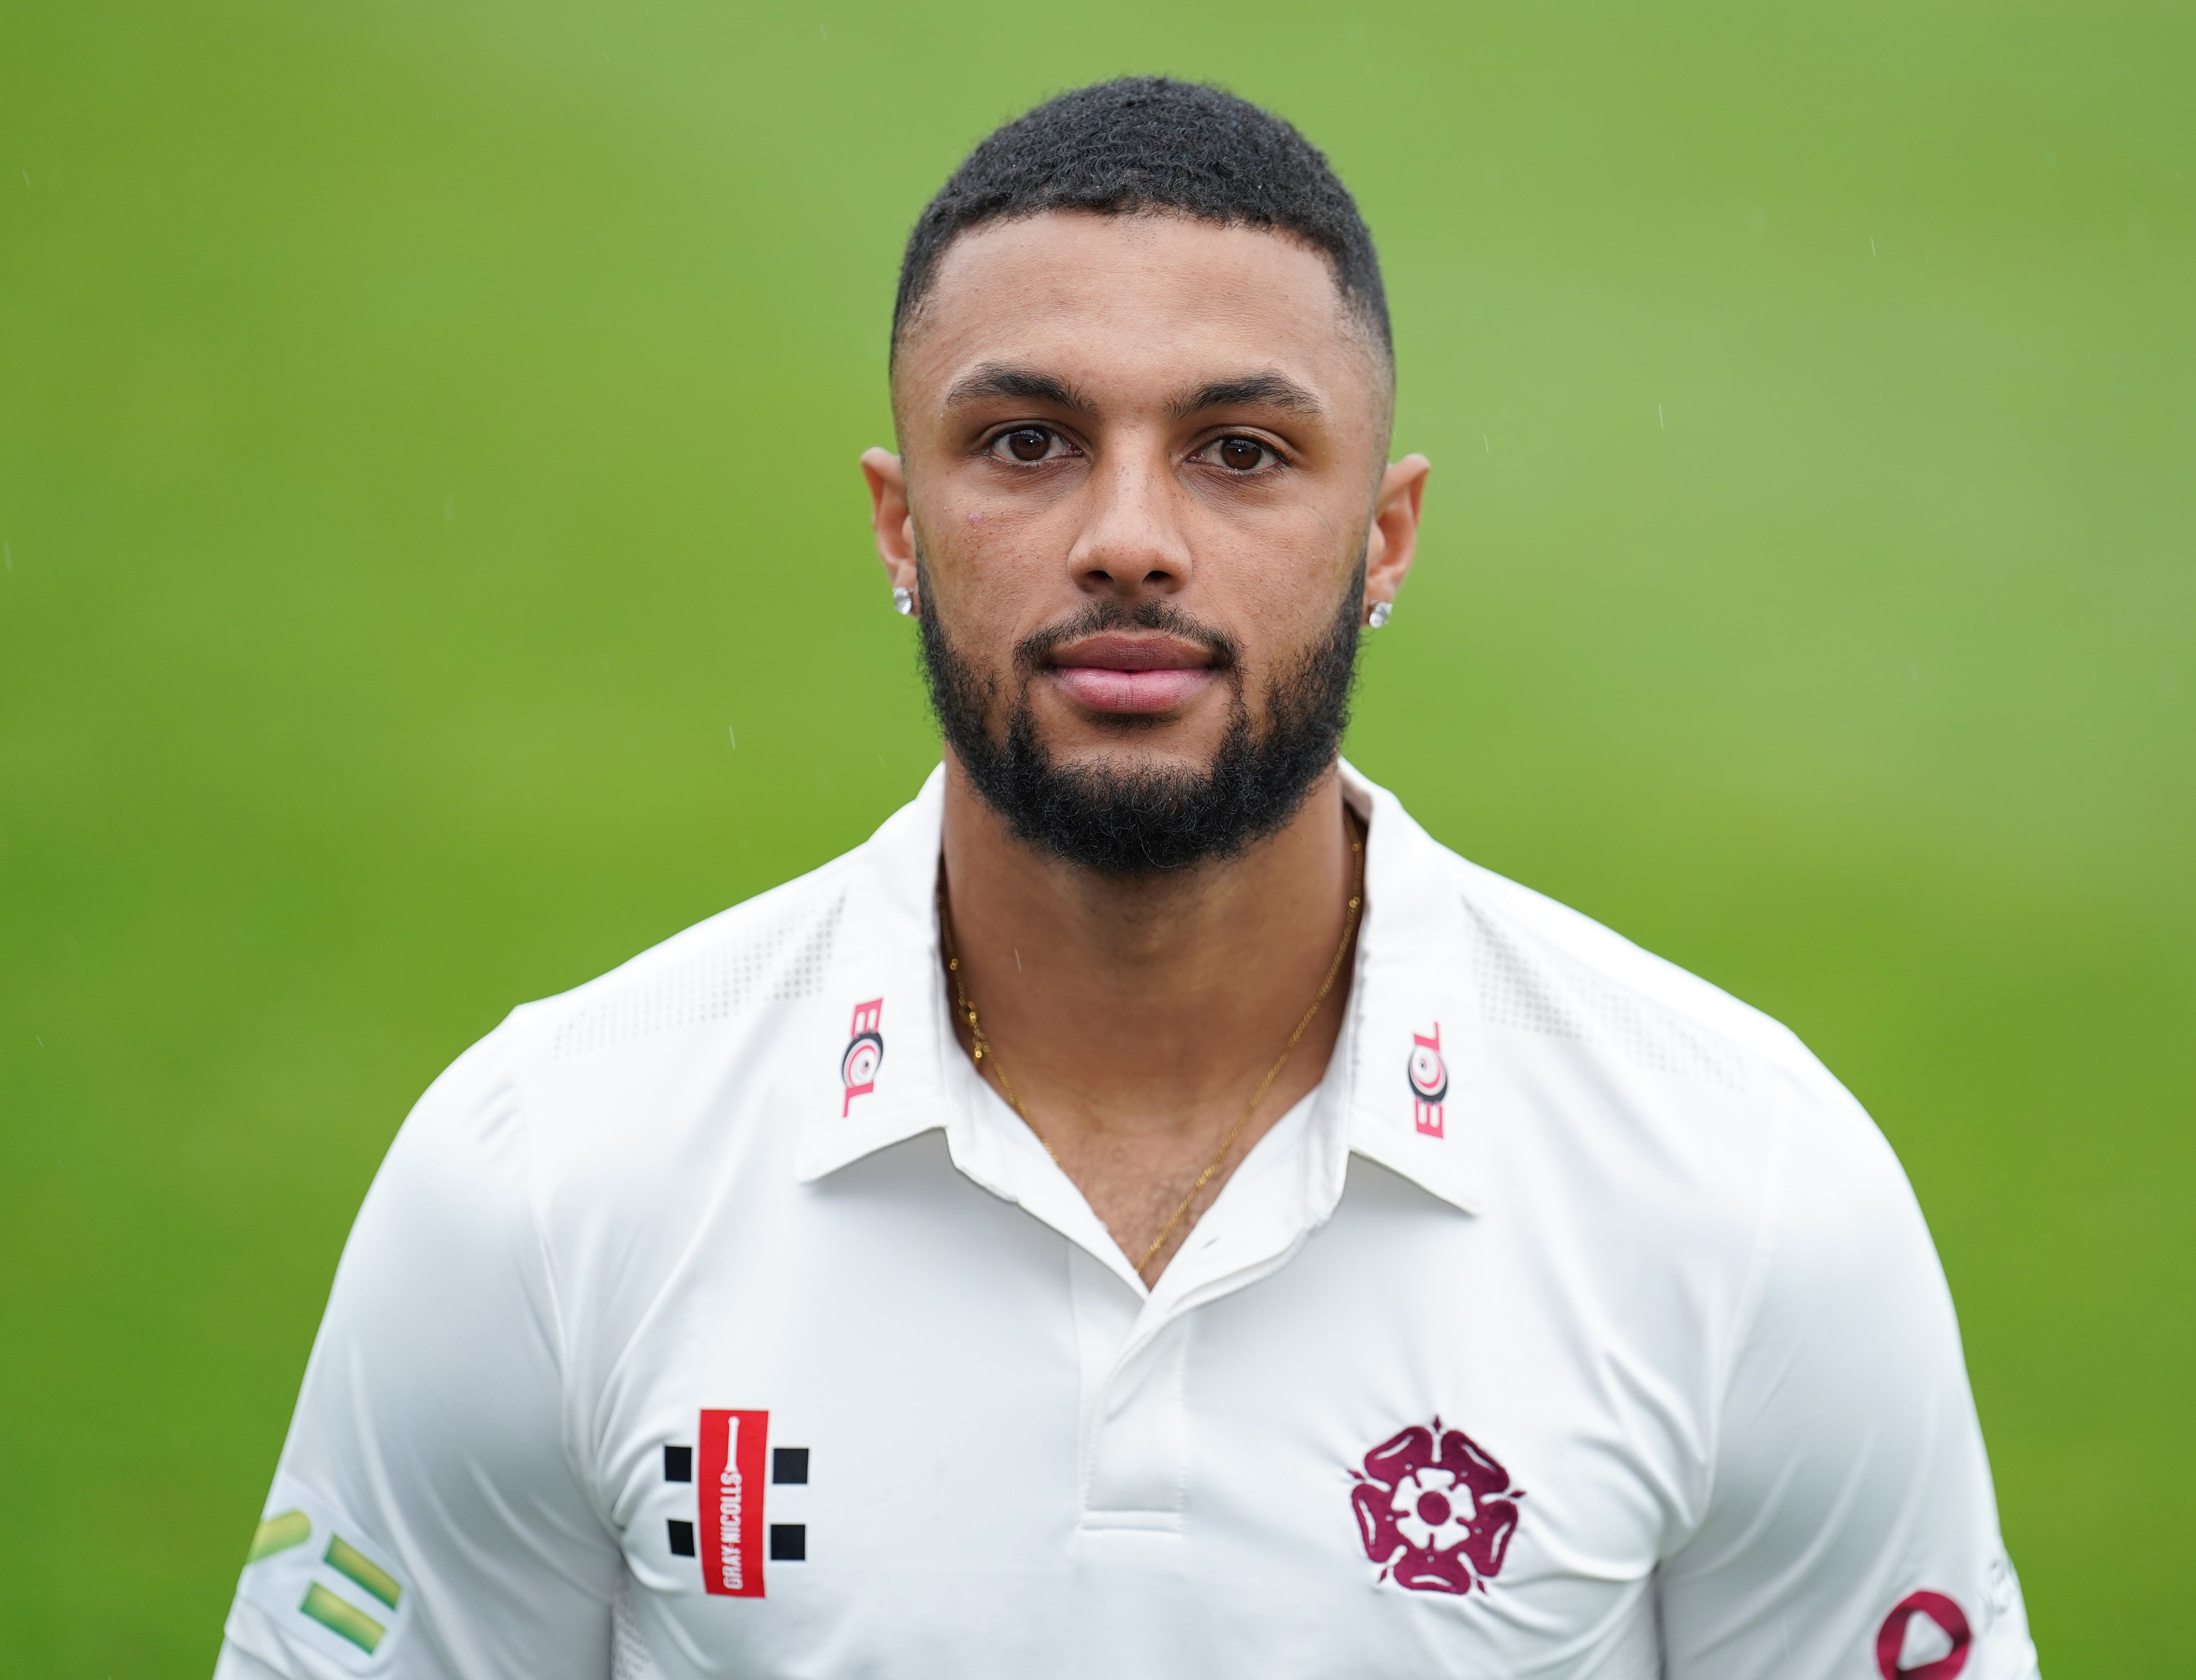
[942,363,1097,417]
[1169,371,1325,421]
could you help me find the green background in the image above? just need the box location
[3,0,2190,1670]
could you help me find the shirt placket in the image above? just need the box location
[934,882,1369,1545]
[1054,1090,1350,1537]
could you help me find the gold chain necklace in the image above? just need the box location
[937,813,1365,1282]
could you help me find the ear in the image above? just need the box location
[1364,454,1430,616]
[861,448,919,598]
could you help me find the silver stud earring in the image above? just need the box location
[892,586,916,617]
[1366,600,1392,629]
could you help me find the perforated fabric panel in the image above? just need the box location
[1464,900,1753,1091]
[609,1573,662,1680]
[551,893,844,1061]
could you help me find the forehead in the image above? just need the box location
[895,211,1383,421]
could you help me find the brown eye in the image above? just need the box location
[1004,428,1051,462]
[1217,437,1267,471]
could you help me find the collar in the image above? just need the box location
[793,761,1485,1223]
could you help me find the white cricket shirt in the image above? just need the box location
[216,764,2039,1680]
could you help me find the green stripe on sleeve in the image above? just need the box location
[325,1535,402,1608]
[246,1510,311,1563]
[299,1582,385,1653]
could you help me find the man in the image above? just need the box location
[217,78,2038,1679]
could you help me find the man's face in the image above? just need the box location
[867,211,1425,870]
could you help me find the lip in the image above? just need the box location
[1045,632,1219,715]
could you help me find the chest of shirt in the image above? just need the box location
[573,1132,1704,1680]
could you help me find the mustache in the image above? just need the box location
[1011,596,1241,678]
[919,572,1362,875]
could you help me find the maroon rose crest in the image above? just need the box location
[1350,1418,1521,1595]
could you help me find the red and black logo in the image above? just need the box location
[1876,1591,1972,1679]
[660,1412,809,1597]
[840,999,884,1117]
[1407,1024,1448,1138]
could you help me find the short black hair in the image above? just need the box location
[893,78,1389,365]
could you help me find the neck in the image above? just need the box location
[937,751,1361,1277]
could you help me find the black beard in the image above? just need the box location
[918,569,1363,875]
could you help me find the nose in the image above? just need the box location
[1066,437,1193,600]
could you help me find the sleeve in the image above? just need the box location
[214,1024,624,1679]
[1656,1069,2041,1680]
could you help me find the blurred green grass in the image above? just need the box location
[1,0,2190,1671]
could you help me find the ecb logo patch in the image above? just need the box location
[1350,1417,1521,1596]
[1407,1023,1448,1138]
[840,999,884,1116]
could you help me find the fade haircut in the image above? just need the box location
[892,77,1390,368]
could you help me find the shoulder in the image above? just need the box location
[1396,817,1916,1258]
[1399,825,1949,1398]
[364,847,874,1379]
[1437,840,1873,1143]
[505,845,863,1070]
[1445,848,1815,1089]
[386,846,862,1227]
